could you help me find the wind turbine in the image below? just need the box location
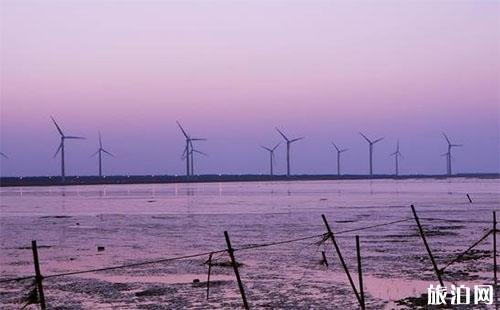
[261,143,280,176]
[276,128,304,177]
[176,121,206,177]
[442,133,462,176]
[91,131,114,177]
[51,116,85,182]
[0,152,8,159]
[359,132,384,177]
[390,140,403,176]
[332,142,348,176]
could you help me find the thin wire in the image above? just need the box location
[0,217,414,284]
[419,217,492,224]
[440,229,493,272]
[335,218,413,235]
[235,234,325,252]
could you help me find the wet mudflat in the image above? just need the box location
[0,179,498,309]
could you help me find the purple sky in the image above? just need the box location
[1,0,499,177]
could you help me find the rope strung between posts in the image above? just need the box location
[440,229,493,273]
[0,217,417,284]
[418,217,492,224]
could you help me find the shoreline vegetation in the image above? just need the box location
[0,173,498,187]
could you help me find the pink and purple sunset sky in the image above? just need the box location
[0,0,499,176]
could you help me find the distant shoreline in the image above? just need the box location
[0,173,498,187]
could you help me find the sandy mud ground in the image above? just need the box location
[0,179,499,309]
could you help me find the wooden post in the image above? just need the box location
[356,236,366,310]
[31,240,46,310]
[411,205,444,287]
[493,211,497,307]
[224,231,249,309]
[321,251,329,267]
[321,214,361,305]
[206,253,213,300]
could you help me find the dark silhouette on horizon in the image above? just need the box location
[91,131,114,177]
[276,128,304,177]
[51,116,85,182]
[260,143,280,176]
[332,142,348,176]
[359,132,384,177]
[0,152,8,159]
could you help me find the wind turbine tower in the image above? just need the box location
[51,116,85,182]
[359,132,384,177]
[332,142,348,176]
[390,140,403,176]
[91,131,114,177]
[442,133,462,176]
[261,143,280,176]
[276,128,304,177]
[176,121,206,177]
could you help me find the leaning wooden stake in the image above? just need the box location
[31,240,46,310]
[493,211,497,308]
[206,253,213,300]
[224,231,249,309]
[356,236,366,310]
[410,205,444,287]
[321,214,362,306]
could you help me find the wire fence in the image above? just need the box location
[0,205,497,309]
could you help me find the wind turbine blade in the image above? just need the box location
[53,143,62,158]
[341,148,349,153]
[182,145,188,157]
[373,137,384,144]
[190,138,207,141]
[442,132,451,145]
[65,136,85,140]
[90,150,99,157]
[390,151,398,156]
[441,152,449,157]
[176,121,189,139]
[332,142,340,152]
[0,152,8,159]
[272,142,280,151]
[290,137,304,143]
[359,132,371,143]
[192,149,208,156]
[451,144,462,147]
[275,128,289,142]
[261,146,272,152]
[50,116,64,136]
[102,149,115,157]
[99,131,103,148]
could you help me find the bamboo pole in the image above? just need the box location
[356,236,366,310]
[31,240,46,310]
[206,253,213,300]
[321,214,361,305]
[410,205,444,287]
[224,231,249,309]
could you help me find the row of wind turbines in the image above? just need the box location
[0,117,463,180]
